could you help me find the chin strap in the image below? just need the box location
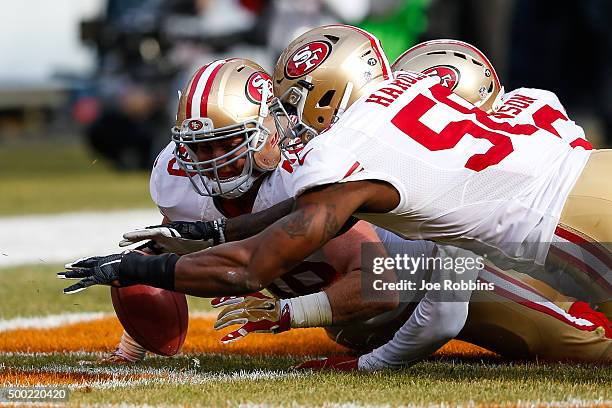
[216,172,261,199]
[335,81,354,121]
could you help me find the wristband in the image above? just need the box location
[119,252,179,290]
[280,292,332,328]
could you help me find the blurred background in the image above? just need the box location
[0,0,610,215]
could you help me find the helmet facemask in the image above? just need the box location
[269,78,354,162]
[171,92,272,199]
[269,80,318,158]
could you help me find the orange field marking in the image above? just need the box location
[0,316,494,357]
[0,368,149,386]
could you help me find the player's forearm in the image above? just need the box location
[224,197,295,241]
[277,270,398,329]
[177,195,348,297]
[173,241,260,297]
[111,238,264,298]
[358,245,479,370]
[173,183,364,298]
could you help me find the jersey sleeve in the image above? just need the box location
[149,142,210,222]
[252,167,295,213]
[288,137,363,197]
[149,143,174,212]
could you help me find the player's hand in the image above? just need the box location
[119,219,225,254]
[293,356,359,371]
[58,252,136,294]
[212,292,290,343]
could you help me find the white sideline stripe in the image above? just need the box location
[18,365,304,389]
[0,360,608,408]
[190,311,217,318]
[0,208,161,268]
[0,311,217,332]
[0,312,110,332]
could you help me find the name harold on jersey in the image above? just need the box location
[365,71,429,107]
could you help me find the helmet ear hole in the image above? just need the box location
[316,90,336,108]
[317,116,325,124]
[323,34,340,44]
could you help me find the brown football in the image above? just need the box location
[111,285,188,356]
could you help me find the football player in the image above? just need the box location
[214,39,612,368]
[60,27,612,360]
[390,39,599,303]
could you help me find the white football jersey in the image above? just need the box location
[150,142,335,296]
[288,71,592,268]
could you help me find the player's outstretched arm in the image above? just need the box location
[174,181,377,297]
[59,180,399,296]
[174,179,399,296]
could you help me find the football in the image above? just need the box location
[110,285,188,356]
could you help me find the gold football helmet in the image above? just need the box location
[270,24,391,145]
[171,59,280,198]
[392,39,504,112]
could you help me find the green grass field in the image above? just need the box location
[3,353,610,406]
[0,263,213,319]
[1,143,611,407]
[0,143,153,215]
[2,260,611,405]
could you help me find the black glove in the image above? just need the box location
[58,253,127,294]
[161,220,225,242]
[58,251,179,294]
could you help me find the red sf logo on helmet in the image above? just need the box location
[423,65,460,91]
[285,41,332,79]
[246,72,273,104]
[188,120,204,131]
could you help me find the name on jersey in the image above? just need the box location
[365,72,428,107]
[492,94,537,119]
